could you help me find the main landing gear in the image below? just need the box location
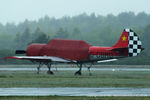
[37,62,54,75]
[37,62,92,76]
[74,64,82,75]
[74,63,92,76]
[47,63,54,75]
[84,63,92,76]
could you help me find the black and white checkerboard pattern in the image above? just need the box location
[125,29,142,57]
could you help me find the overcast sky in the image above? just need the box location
[0,0,150,24]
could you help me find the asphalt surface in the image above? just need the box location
[0,88,150,96]
[0,67,150,71]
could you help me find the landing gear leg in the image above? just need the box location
[75,64,82,75]
[47,63,54,75]
[37,62,42,74]
[87,67,92,76]
[84,63,93,76]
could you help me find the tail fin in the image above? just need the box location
[113,29,143,57]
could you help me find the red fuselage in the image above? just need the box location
[26,39,128,62]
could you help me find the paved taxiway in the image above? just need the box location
[0,88,150,96]
[0,67,150,71]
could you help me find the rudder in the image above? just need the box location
[113,29,143,57]
[126,29,143,57]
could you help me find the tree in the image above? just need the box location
[142,24,150,55]
[31,33,50,44]
[55,27,69,39]
[13,27,31,49]
[70,27,82,40]
[21,27,31,49]
[30,27,50,44]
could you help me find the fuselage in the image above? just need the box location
[26,39,128,62]
[89,46,127,61]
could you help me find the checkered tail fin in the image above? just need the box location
[113,29,143,57]
[125,29,143,57]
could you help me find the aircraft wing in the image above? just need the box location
[5,56,77,63]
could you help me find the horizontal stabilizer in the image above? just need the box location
[107,47,128,51]
[97,59,117,63]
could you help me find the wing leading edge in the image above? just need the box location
[5,56,118,63]
[5,56,77,63]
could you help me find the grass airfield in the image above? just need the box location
[0,66,150,88]
[0,65,150,100]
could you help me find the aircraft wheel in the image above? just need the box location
[47,71,54,75]
[74,71,81,75]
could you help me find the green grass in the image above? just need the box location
[0,70,150,88]
[0,96,150,100]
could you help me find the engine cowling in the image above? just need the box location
[26,43,46,56]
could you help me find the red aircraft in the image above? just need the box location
[6,29,144,75]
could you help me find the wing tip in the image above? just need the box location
[4,56,20,60]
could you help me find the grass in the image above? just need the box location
[0,69,150,88]
[0,96,150,100]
